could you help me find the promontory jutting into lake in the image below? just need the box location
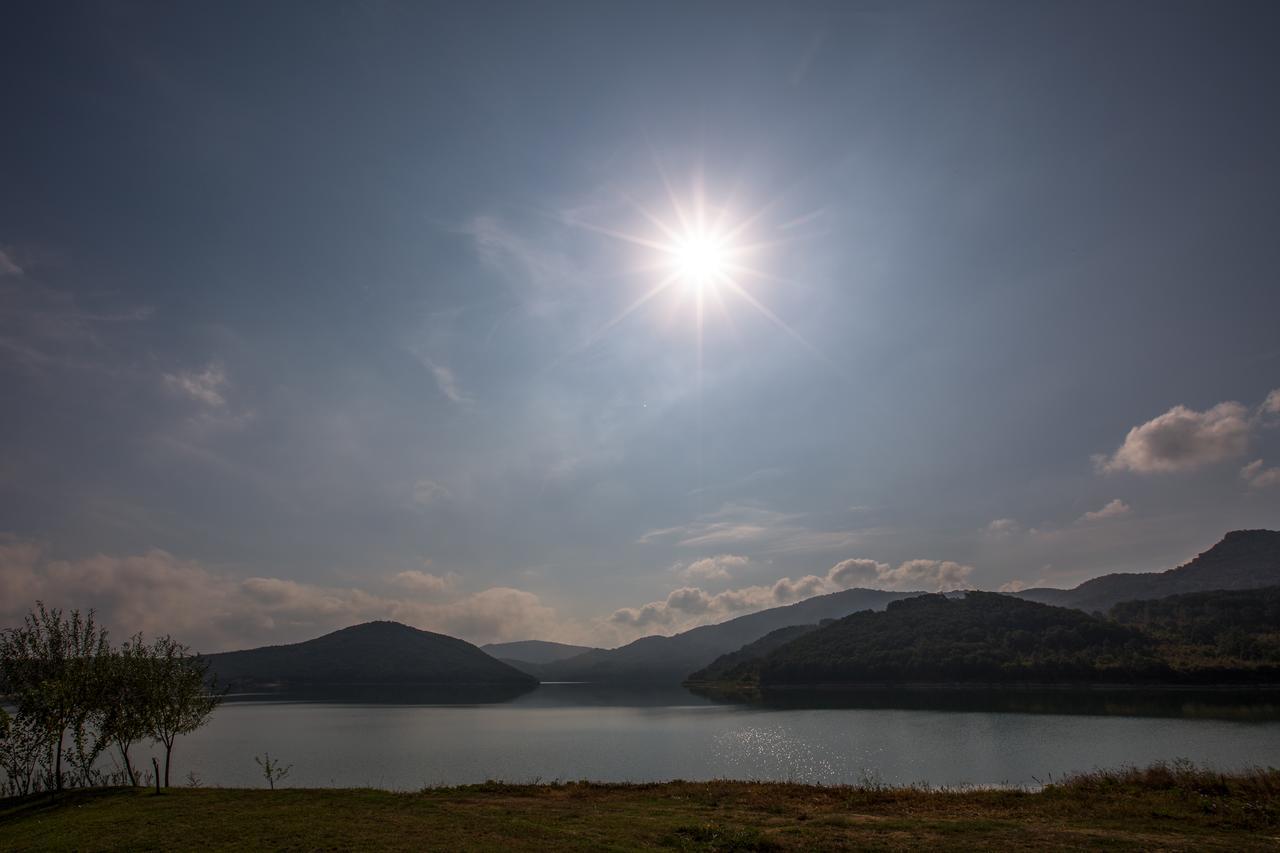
[4,2,1280,849]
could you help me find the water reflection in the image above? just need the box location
[224,681,1280,721]
[687,684,1280,721]
[224,682,537,706]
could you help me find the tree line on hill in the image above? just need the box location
[690,588,1280,688]
[0,603,221,797]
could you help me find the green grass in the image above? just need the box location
[2,763,1278,851]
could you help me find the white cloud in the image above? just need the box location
[674,554,750,583]
[1096,401,1252,474]
[1078,499,1131,523]
[411,479,451,506]
[0,248,23,277]
[984,518,1022,537]
[607,556,972,638]
[1263,390,1280,416]
[0,538,566,651]
[163,364,229,407]
[425,359,471,405]
[835,558,975,592]
[1241,459,1280,490]
[390,569,460,597]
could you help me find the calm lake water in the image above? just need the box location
[150,684,1280,789]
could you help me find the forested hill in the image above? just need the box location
[687,623,823,684]
[204,621,538,688]
[749,590,1280,687]
[1109,586,1280,666]
[1017,529,1280,613]
[752,593,1163,686]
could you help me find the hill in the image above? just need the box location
[480,640,599,665]
[756,592,1170,686]
[1017,529,1280,613]
[532,588,916,684]
[1110,585,1280,667]
[204,621,538,688]
[686,623,822,684]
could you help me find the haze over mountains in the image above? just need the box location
[200,530,1280,690]
[481,640,599,666]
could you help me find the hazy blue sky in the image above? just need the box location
[3,1,1278,650]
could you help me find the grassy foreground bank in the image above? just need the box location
[1,765,1278,851]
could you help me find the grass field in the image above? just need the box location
[1,763,1277,851]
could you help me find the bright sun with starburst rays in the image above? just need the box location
[560,172,822,366]
[667,229,734,293]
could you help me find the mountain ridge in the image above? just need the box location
[1016,529,1280,613]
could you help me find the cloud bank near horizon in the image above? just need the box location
[0,534,979,652]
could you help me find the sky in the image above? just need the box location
[2,0,1279,652]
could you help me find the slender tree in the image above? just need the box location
[94,634,153,786]
[0,603,109,792]
[146,636,222,787]
[0,707,48,797]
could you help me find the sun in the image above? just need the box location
[559,173,822,364]
[669,230,732,291]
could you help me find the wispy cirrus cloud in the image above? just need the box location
[639,504,866,555]
[0,279,152,373]
[0,248,23,277]
[1241,459,1280,490]
[425,359,472,406]
[163,363,229,407]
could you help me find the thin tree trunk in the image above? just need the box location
[164,741,173,788]
[119,741,136,786]
[54,729,63,792]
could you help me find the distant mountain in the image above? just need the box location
[1017,529,1280,613]
[534,588,917,684]
[686,623,823,684]
[481,640,599,665]
[204,621,538,688]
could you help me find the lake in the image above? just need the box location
[153,684,1280,789]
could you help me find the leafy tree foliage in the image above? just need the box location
[0,602,223,795]
[0,604,110,790]
[1110,586,1280,665]
[146,635,221,788]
